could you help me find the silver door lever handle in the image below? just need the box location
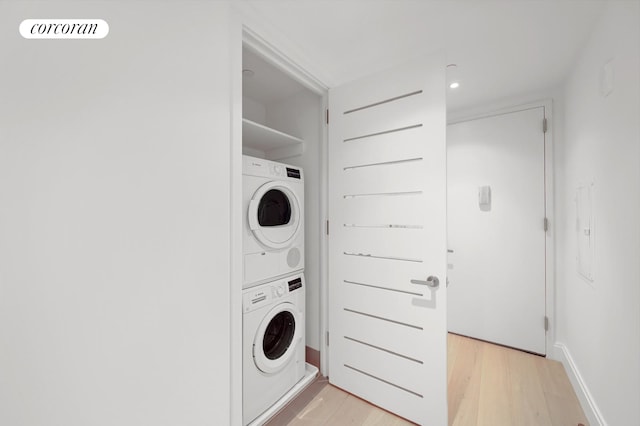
[411,276,440,289]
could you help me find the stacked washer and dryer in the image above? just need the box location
[242,155,306,426]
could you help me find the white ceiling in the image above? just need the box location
[237,0,606,111]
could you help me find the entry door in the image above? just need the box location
[328,54,447,425]
[447,107,546,355]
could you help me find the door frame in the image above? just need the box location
[232,11,332,383]
[448,99,557,359]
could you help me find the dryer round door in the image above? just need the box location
[253,302,302,374]
[247,181,301,249]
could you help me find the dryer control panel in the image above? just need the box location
[269,163,285,177]
[242,155,304,181]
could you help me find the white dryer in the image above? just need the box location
[243,273,306,426]
[243,155,304,288]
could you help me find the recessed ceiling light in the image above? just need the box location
[242,69,255,78]
[449,82,460,89]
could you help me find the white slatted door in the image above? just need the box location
[328,55,447,426]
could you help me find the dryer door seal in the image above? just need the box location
[253,302,302,374]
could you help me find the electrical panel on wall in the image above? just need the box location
[576,182,595,282]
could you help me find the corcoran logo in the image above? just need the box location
[19,19,109,39]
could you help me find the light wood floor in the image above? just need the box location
[271,334,588,426]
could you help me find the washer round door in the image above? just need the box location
[253,302,302,374]
[248,181,301,250]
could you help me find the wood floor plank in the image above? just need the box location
[506,347,553,426]
[476,341,513,426]
[544,393,590,426]
[325,393,413,426]
[324,394,375,425]
[282,334,588,426]
[448,334,482,425]
[447,332,460,380]
[537,355,578,397]
[288,384,350,425]
[266,377,330,426]
[450,339,483,426]
[537,357,589,426]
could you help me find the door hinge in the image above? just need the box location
[543,117,548,133]
[326,220,330,236]
[544,316,549,331]
[544,217,549,232]
[326,331,329,346]
[326,109,329,125]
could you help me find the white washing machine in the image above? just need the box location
[243,273,306,426]
[243,155,304,288]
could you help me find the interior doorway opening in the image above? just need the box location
[446,102,553,356]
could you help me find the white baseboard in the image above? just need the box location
[554,342,606,426]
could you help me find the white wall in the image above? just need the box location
[243,96,267,124]
[265,90,323,350]
[555,2,640,424]
[0,2,236,425]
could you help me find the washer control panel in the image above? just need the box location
[243,280,287,313]
[243,275,304,313]
[288,277,303,292]
[272,282,286,298]
[243,287,271,313]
